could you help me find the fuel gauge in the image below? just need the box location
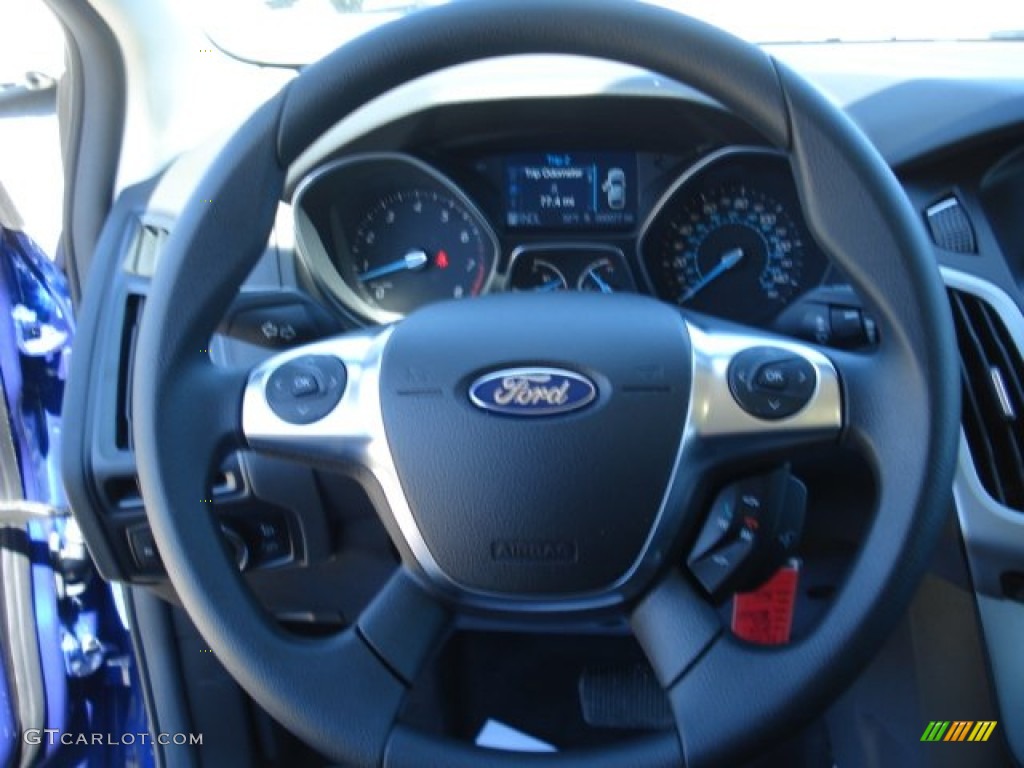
[509,256,568,292]
[577,256,635,293]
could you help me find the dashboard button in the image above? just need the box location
[266,356,346,424]
[127,525,163,572]
[228,303,322,348]
[251,518,292,566]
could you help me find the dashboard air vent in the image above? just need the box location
[123,221,169,277]
[115,294,146,450]
[926,197,976,254]
[949,288,1024,511]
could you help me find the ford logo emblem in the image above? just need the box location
[469,367,597,416]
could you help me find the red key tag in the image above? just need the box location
[731,560,800,645]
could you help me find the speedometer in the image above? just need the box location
[640,149,826,326]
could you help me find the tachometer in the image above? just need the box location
[641,149,826,326]
[350,189,495,316]
[293,153,500,324]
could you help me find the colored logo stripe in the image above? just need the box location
[969,722,998,742]
[921,721,997,742]
[945,721,973,741]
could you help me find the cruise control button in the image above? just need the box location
[690,485,737,561]
[689,537,754,596]
[688,467,806,599]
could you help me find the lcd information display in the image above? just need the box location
[505,152,636,229]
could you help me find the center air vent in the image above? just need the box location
[949,288,1024,511]
[926,197,976,254]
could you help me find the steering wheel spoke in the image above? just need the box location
[241,326,393,469]
[237,620,413,767]
[357,567,451,685]
[684,318,843,468]
[631,569,819,768]
[631,570,723,689]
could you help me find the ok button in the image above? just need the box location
[755,362,788,390]
[289,370,322,397]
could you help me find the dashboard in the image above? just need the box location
[60,44,1024,763]
[293,145,835,334]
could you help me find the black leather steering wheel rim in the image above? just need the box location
[131,1,960,765]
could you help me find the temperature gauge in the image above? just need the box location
[577,256,635,293]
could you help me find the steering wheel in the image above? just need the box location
[132,1,959,765]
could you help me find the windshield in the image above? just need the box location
[201,0,1024,66]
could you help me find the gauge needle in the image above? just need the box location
[680,247,744,302]
[537,279,563,292]
[587,268,613,294]
[585,266,614,296]
[357,249,429,282]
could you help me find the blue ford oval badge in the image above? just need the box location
[469,367,597,416]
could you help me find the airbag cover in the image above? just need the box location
[379,293,691,596]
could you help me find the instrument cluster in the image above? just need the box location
[292,147,831,329]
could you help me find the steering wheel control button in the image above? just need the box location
[777,358,815,398]
[754,362,788,390]
[689,538,754,597]
[266,356,346,424]
[288,369,322,398]
[689,487,738,561]
[688,467,807,600]
[728,347,817,420]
